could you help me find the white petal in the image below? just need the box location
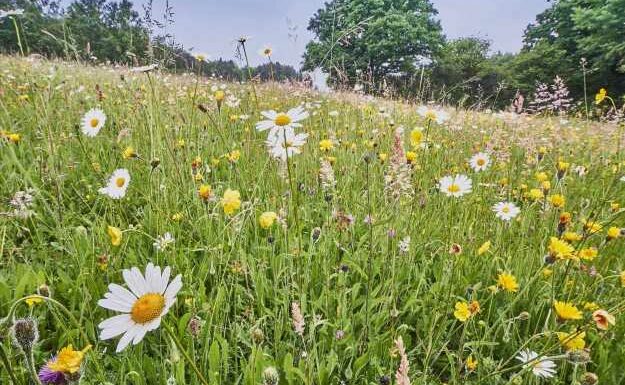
[160,267,171,294]
[164,274,182,300]
[98,298,132,313]
[116,324,139,352]
[108,283,137,303]
[123,269,144,298]
[132,325,149,345]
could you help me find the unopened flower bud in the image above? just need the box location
[581,372,599,385]
[262,366,279,385]
[10,317,39,352]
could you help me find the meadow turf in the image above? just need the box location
[1,55,625,385]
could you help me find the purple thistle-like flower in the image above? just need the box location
[38,361,67,385]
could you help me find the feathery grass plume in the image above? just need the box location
[384,127,412,201]
[319,158,336,193]
[291,302,305,336]
[394,336,411,385]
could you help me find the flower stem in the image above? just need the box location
[0,343,19,385]
[163,321,210,385]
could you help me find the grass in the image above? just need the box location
[1,55,625,385]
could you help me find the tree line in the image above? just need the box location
[0,0,299,82]
[303,0,625,113]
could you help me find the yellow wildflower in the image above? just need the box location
[259,211,278,229]
[554,300,583,321]
[496,272,519,293]
[107,226,122,247]
[221,189,241,215]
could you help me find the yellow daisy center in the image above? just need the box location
[425,111,437,121]
[115,177,126,188]
[274,113,291,126]
[447,184,460,193]
[131,293,165,324]
[502,206,510,213]
[90,118,99,128]
[477,158,486,166]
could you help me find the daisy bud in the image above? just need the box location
[10,317,39,353]
[517,311,530,321]
[187,316,203,338]
[37,284,51,298]
[581,372,599,385]
[251,327,265,344]
[262,366,279,385]
[311,227,321,243]
[566,348,591,364]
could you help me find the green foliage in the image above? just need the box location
[303,0,443,92]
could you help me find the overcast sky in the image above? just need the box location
[106,0,552,67]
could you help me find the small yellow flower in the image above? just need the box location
[259,211,278,229]
[122,146,137,160]
[584,220,602,234]
[25,296,44,307]
[221,189,241,215]
[319,139,334,152]
[556,161,570,172]
[410,129,423,148]
[583,302,599,312]
[554,300,582,321]
[496,272,519,293]
[607,226,621,240]
[454,300,480,322]
[8,133,21,143]
[528,188,544,201]
[47,345,92,374]
[198,184,212,201]
[227,150,241,163]
[595,88,607,105]
[578,247,597,261]
[171,212,184,221]
[557,331,586,351]
[406,151,417,164]
[465,356,478,372]
[214,90,225,103]
[378,153,388,163]
[535,172,549,182]
[548,194,565,208]
[107,226,122,247]
[477,241,491,255]
[563,231,582,242]
[549,237,575,260]
[611,202,620,212]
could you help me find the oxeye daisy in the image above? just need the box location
[417,105,449,124]
[98,263,182,352]
[469,152,490,172]
[492,201,520,221]
[81,108,106,137]
[439,174,472,197]
[255,105,309,140]
[267,129,308,161]
[98,169,130,199]
[515,349,557,378]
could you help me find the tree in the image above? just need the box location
[520,0,625,100]
[303,0,443,92]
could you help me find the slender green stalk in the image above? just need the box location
[163,321,210,385]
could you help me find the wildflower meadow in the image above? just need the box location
[1,52,625,385]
